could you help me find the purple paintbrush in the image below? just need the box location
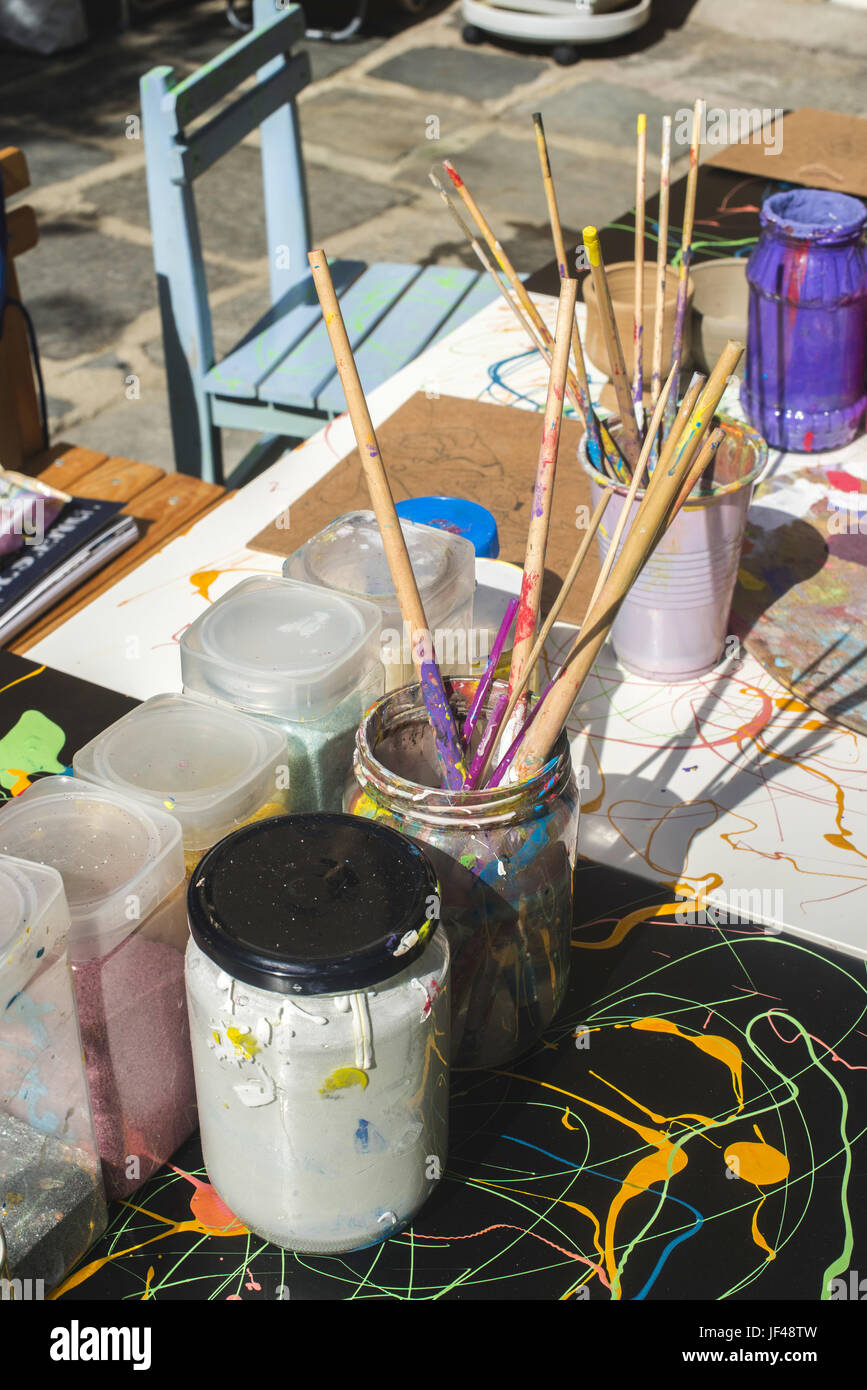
[486,676,553,788]
[465,691,509,790]
[462,596,519,748]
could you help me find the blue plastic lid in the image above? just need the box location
[395,496,499,559]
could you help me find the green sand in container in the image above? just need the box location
[283,688,371,813]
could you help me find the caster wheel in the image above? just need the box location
[552,43,578,66]
[462,23,484,44]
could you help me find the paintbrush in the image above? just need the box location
[531,113,610,477]
[582,226,643,470]
[307,249,468,790]
[472,487,611,789]
[633,112,647,435]
[506,340,745,783]
[441,159,627,479]
[506,277,577,728]
[649,115,672,468]
[662,98,704,444]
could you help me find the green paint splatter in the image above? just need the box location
[0,710,66,792]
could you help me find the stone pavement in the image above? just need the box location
[4,0,867,476]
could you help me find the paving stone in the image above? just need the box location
[369,45,548,100]
[46,396,74,424]
[0,127,112,187]
[415,130,636,235]
[69,391,288,477]
[14,220,189,360]
[297,35,385,83]
[301,87,452,163]
[510,82,691,150]
[85,144,411,264]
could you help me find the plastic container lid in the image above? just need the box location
[73,692,287,854]
[395,496,499,558]
[473,557,523,636]
[0,777,184,960]
[180,575,382,724]
[0,853,71,1004]
[283,510,476,634]
[187,813,438,995]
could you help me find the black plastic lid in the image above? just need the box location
[187,813,439,995]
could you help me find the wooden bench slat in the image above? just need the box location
[316,266,481,414]
[36,447,111,490]
[258,263,422,410]
[6,206,38,260]
[0,147,30,198]
[66,458,165,503]
[0,260,44,468]
[205,260,366,400]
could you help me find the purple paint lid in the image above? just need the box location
[760,189,867,245]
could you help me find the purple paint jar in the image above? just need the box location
[741,189,867,451]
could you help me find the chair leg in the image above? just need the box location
[157,273,224,486]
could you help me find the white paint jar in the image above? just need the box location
[185,812,449,1253]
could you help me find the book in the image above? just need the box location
[0,497,139,646]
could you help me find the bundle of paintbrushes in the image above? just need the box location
[464,336,743,791]
[310,99,723,795]
[431,99,706,481]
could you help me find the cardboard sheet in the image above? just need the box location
[707,107,867,198]
[247,393,600,626]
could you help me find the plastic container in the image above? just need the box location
[0,777,196,1201]
[0,854,106,1286]
[395,496,500,558]
[185,813,449,1253]
[742,189,867,451]
[73,692,289,878]
[346,679,579,1069]
[690,257,749,378]
[180,575,383,815]
[284,510,476,688]
[583,261,692,383]
[581,415,767,682]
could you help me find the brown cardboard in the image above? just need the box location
[247,392,600,626]
[707,108,867,198]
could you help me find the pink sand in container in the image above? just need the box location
[73,930,196,1201]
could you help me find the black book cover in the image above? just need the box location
[0,497,125,616]
[0,650,138,803]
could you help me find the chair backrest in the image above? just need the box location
[0,147,43,471]
[140,0,312,381]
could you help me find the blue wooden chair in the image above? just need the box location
[140,0,499,485]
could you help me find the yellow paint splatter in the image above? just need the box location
[629,1017,744,1111]
[226,1027,259,1059]
[724,1126,790,1261]
[319,1066,368,1094]
[212,1031,221,1045]
[190,569,220,602]
[142,1265,155,1299]
[724,1139,789,1185]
